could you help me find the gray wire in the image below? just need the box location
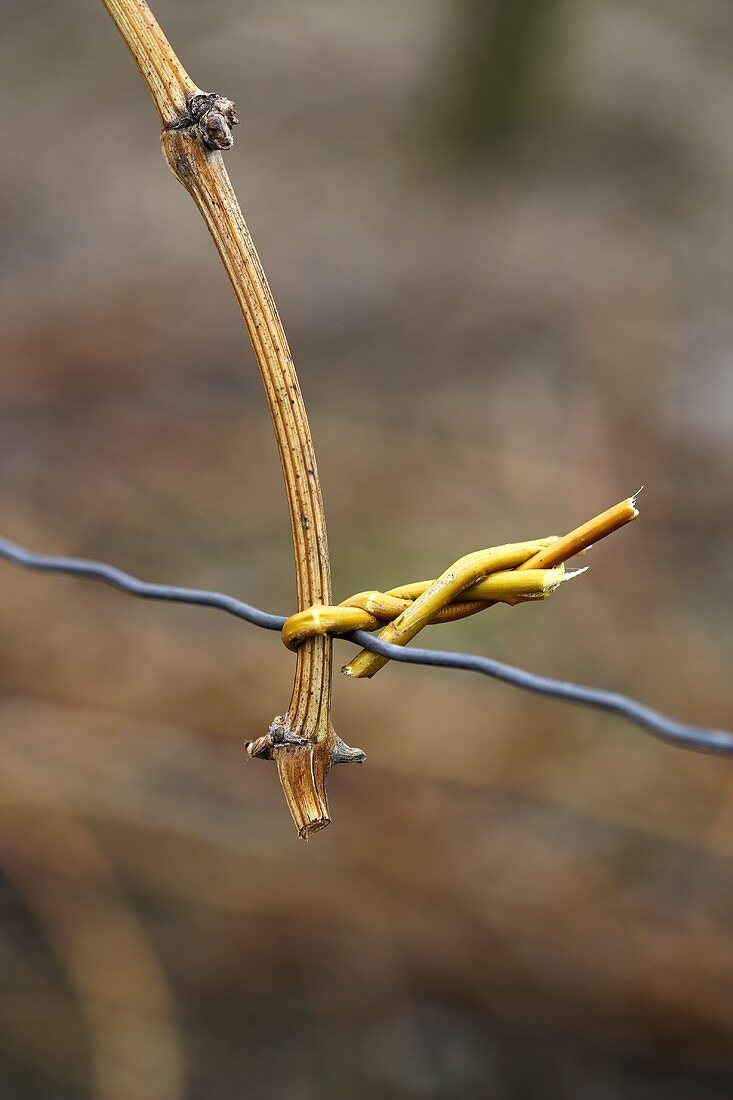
[1,535,731,756]
[0,537,285,631]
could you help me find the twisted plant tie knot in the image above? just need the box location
[282,496,640,679]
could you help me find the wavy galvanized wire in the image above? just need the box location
[1,536,731,756]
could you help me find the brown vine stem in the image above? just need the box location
[101,0,361,837]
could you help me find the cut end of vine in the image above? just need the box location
[275,744,332,839]
[245,720,363,838]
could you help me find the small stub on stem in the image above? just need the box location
[245,721,365,769]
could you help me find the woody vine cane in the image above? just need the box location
[100,0,355,837]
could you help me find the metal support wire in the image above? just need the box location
[1,535,731,756]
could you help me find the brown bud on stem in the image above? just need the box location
[167,92,239,151]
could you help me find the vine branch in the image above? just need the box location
[101,0,358,837]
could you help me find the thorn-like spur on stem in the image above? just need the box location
[102,0,361,837]
[342,496,639,678]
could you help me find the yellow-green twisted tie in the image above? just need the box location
[281,496,639,679]
[282,538,579,662]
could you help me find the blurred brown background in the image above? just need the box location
[2,1,733,1097]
